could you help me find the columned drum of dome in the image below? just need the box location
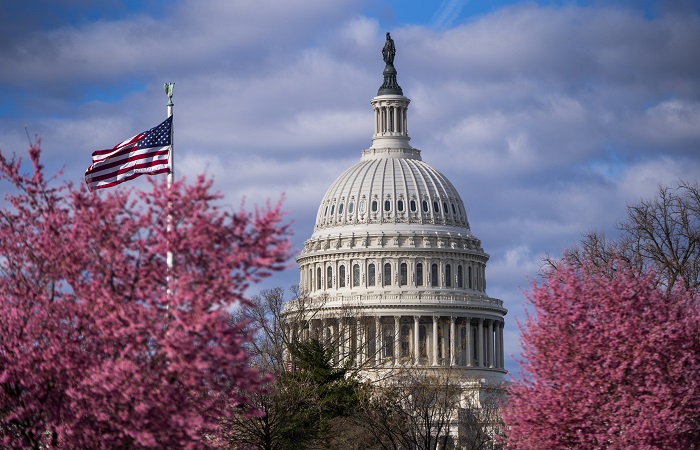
[288,34,507,383]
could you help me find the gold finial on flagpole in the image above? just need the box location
[164,82,174,107]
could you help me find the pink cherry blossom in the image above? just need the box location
[0,143,291,448]
[502,255,700,449]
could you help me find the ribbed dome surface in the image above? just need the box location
[314,148,470,232]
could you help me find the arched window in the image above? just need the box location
[400,262,407,286]
[445,264,452,287]
[431,263,438,287]
[384,263,392,287]
[384,200,391,211]
[410,199,417,212]
[452,203,457,215]
[348,202,354,214]
[353,264,360,287]
[359,200,366,213]
[397,200,404,212]
[330,205,335,215]
[326,266,333,289]
[317,267,322,290]
[457,265,463,288]
[443,202,448,214]
[422,200,429,212]
[339,265,346,287]
[433,201,440,213]
[416,263,423,286]
[371,200,378,212]
[338,203,344,215]
[368,264,376,286]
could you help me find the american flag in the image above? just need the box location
[85,116,172,191]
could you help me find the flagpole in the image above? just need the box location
[165,83,175,275]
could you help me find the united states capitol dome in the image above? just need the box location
[291,33,507,384]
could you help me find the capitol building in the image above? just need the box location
[286,34,507,388]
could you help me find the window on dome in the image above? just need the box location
[422,200,429,212]
[339,265,346,287]
[371,200,378,212]
[384,200,391,211]
[458,265,463,288]
[348,202,354,214]
[397,200,404,212]
[360,200,366,213]
[338,203,344,215]
[353,264,360,286]
[416,263,423,286]
[443,202,448,215]
[452,203,457,215]
[368,264,376,286]
[324,206,328,216]
[400,263,407,286]
[327,266,333,289]
[433,201,440,213]
[330,205,335,215]
[410,200,417,212]
[445,264,452,287]
[431,263,438,287]
[384,263,392,287]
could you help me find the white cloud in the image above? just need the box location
[0,1,698,372]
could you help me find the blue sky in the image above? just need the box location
[1,0,699,376]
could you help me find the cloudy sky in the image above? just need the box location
[1,0,699,376]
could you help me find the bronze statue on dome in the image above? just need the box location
[382,32,396,65]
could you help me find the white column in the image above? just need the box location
[487,319,494,368]
[465,318,472,367]
[456,323,463,366]
[334,320,341,364]
[498,320,505,369]
[374,107,379,134]
[413,316,420,365]
[375,316,382,365]
[432,316,439,366]
[477,318,484,367]
[394,316,401,366]
[338,318,345,365]
[493,320,499,369]
[356,319,364,366]
[450,317,456,366]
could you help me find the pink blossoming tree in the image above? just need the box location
[502,256,700,449]
[0,144,291,448]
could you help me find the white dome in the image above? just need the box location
[313,147,471,236]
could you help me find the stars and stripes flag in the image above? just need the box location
[85,116,172,191]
